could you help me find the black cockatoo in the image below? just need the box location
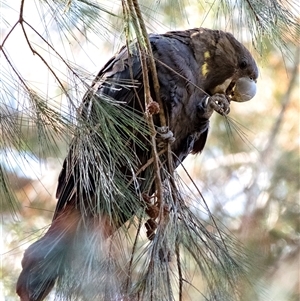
[17,28,258,301]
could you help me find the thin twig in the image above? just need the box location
[152,56,209,97]
[126,0,164,206]
[23,20,85,86]
[127,148,167,188]
[0,21,19,49]
[175,238,183,301]
[19,0,25,20]
[178,160,229,253]
[20,22,77,109]
[139,47,164,205]
[131,1,180,214]
[261,47,300,161]
[131,0,167,128]
[244,0,263,29]
[1,49,30,91]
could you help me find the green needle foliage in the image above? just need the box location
[1,0,299,300]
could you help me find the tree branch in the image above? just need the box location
[261,47,300,161]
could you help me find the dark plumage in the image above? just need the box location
[17,28,258,301]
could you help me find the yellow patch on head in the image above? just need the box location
[204,51,210,59]
[202,63,209,76]
[201,51,210,76]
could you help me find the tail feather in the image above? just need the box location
[16,207,80,301]
[17,240,59,301]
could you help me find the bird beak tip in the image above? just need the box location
[231,77,257,102]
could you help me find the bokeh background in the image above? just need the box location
[1,1,299,300]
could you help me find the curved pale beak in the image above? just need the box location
[230,77,257,102]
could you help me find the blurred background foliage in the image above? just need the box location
[1,0,299,300]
